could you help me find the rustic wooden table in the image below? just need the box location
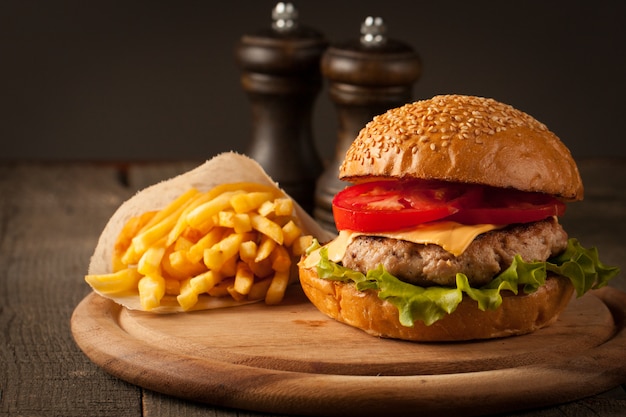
[1,159,625,417]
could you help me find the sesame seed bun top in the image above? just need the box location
[339,95,584,201]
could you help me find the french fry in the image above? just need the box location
[174,235,195,251]
[123,189,201,264]
[270,244,292,272]
[186,190,244,229]
[137,243,166,277]
[256,197,293,218]
[291,235,314,256]
[217,211,252,234]
[220,253,239,278]
[203,233,245,270]
[273,197,293,216]
[227,284,247,302]
[164,278,181,295]
[166,250,207,280]
[177,270,222,310]
[113,211,156,272]
[85,267,142,294]
[230,191,275,213]
[138,275,165,311]
[217,210,236,228]
[281,220,302,247]
[176,291,198,311]
[257,200,275,217]
[250,213,283,245]
[246,257,274,279]
[118,245,140,271]
[207,278,232,297]
[93,181,314,311]
[233,261,254,295]
[232,213,252,234]
[141,188,200,231]
[187,227,226,264]
[166,192,214,245]
[124,212,180,264]
[247,277,272,301]
[239,240,258,261]
[160,243,177,278]
[190,216,216,236]
[265,270,290,305]
[255,234,276,263]
[180,227,204,243]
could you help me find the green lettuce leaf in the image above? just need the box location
[314,238,620,327]
[546,239,619,296]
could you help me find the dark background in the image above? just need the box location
[2,0,625,163]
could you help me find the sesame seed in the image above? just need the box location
[340,94,556,174]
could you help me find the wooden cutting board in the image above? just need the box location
[71,286,626,417]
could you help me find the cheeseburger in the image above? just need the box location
[299,95,619,342]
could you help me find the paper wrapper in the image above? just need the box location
[87,152,335,312]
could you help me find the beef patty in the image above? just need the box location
[341,218,568,287]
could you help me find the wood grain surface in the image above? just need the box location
[2,161,626,417]
[71,285,626,417]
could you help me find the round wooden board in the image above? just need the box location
[71,286,626,417]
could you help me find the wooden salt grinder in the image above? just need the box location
[314,17,421,232]
[236,2,327,213]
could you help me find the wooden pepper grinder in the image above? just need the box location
[314,16,421,232]
[236,2,327,213]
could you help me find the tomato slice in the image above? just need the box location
[332,180,471,232]
[448,187,566,225]
[332,180,566,232]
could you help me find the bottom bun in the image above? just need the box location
[298,265,574,342]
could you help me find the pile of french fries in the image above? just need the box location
[85,182,312,311]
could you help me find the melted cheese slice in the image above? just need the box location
[303,221,501,269]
